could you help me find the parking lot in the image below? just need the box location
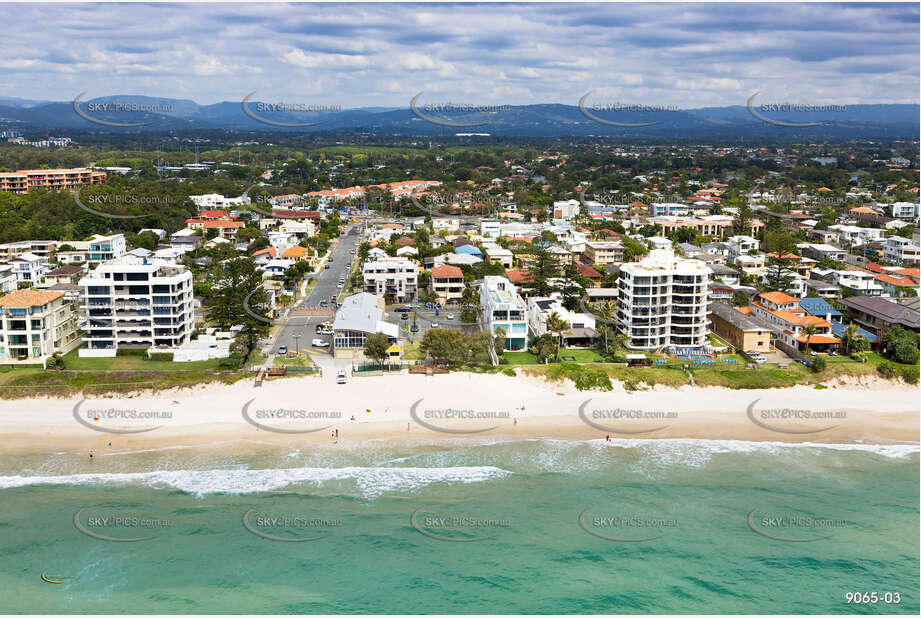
[384,303,480,341]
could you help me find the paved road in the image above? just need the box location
[268,223,364,356]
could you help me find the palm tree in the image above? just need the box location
[546,311,568,362]
[595,301,617,354]
[802,324,817,356]
[843,322,858,356]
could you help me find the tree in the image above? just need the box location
[764,258,797,294]
[731,290,750,307]
[363,333,391,368]
[801,324,817,356]
[546,311,568,362]
[526,246,560,296]
[733,201,753,236]
[529,333,557,364]
[204,257,270,339]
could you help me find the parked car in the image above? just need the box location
[394,306,412,313]
[401,312,409,320]
[278,345,287,355]
[446,314,454,320]
[431,321,439,328]
[312,338,327,347]
[324,264,330,269]
[318,300,328,307]
[336,369,347,384]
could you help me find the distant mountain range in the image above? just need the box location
[0,95,917,138]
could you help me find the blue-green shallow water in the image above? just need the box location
[0,438,917,614]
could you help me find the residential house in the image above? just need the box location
[883,236,921,266]
[527,294,597,347]
[9,252,48,285]
[484,246,514,269]
[840,295,920,337]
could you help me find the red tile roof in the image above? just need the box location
[431,265,463,278]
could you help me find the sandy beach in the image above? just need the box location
[0,370,917,455]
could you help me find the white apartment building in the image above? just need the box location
[0,289,81,365]
[78,256,195,356]
[432,218,461,232]
[883,236,921,266]
[887,202,919,221]
[480,275,528,351]
[646,236,673,251]
[727,235,760,258]
[190,193,251,210]
[617,249,711,350]
[362,256,418,301]
[828,225,885,244]
[9,252,48,285]
[88,234,127,264]
[0,265,17,293]
[553,199,581,220]
[480,219,501,239]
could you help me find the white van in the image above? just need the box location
[336,369,347,384]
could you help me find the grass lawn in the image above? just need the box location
[272,353,316,368]
[60,350,224,372]
[562,349,605,363]
[503,351,540,365]
[403,340,426,361]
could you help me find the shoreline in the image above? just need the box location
[0,372,917,455]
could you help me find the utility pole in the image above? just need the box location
[293,334,301,355]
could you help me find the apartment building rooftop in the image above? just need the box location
[0,288,64,307]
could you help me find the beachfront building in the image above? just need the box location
[331,292,401,360]
[0,289,81,365]
[617,249,712,350]
[749,291,840,354]
[840,295,920,338]
[526,294,597,347]
[362,257,418,302]
[708,302,772,353]
[480,275,528,351]
[78,256,194,357]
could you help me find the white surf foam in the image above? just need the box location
[0,465,512,498]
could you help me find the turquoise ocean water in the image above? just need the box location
[0,438,917,614]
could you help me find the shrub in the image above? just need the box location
[901,365,920,384]
[218,355,242,369]
[147,353,174,362]
[877,360,897,379]
[810,356,826,373]
[502,368,516,377]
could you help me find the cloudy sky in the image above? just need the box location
[0,2,918,109]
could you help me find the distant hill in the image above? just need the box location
[0,94,916,138]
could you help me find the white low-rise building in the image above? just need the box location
[362,256,418,301]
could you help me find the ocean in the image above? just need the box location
[0,438,917,614]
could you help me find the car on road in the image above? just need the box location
[431,322,439,328]
[312,338,327,347]
[324,264,330,269]
[278,345,287,355]
[401,312,409,320]
[393,306,412,313]
[446,314,454,320]
[336,369,347,384]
